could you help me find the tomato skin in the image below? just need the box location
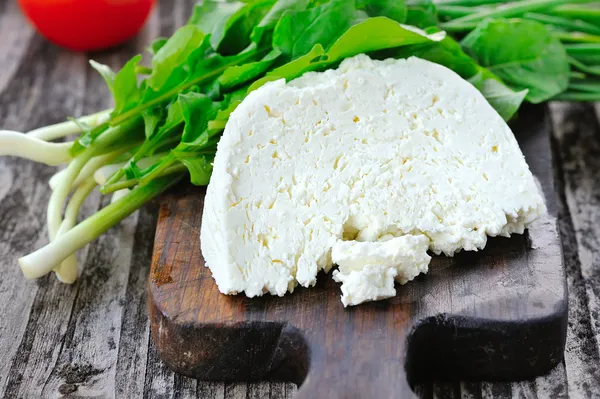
[18,0,155,52]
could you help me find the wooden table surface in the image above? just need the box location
[1,1,599,398]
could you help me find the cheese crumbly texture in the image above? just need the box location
[200,55,546,306]
[332,235,431,306]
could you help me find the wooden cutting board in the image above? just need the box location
[148,104,567,398]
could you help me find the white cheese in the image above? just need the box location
[332,235,431,306]
[200,54,546,305]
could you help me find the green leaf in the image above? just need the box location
[461,19,570,103]
[394,36,480,78]
[218,49,282,89]
[249,43,327,91]
[251,0,311,43]
[178,92,218,143]
[90,55,142,115]
[190,0,275,54]
[327,17,444,62]
[469,73,528,120]
[188,0,246,49]
[356,0,407,23]
[405,0,438,29]
[148,37,168,55]
[147,25,206,91]
[179,155,214,186]
[89,61,116,92]
[142,107,165,139]
[273,0,357,58]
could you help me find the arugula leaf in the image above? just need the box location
[249,43,327,91]
[147,25,206,91]
[405,0,438,29]
[468,73,528,120]
[356,0,407,22]
[177,154,215,186]
[142,107,165,139]
[188,0,246,50]
[251,0,311,43]
[90,55,142,115]
[217,0,276,55]
[273,0,357,58]
[327,17,444,62]
[461,19,570,103]
[218,49,282,89]
[178,93,218,143]
[148,37,168,55]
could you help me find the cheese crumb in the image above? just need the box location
[332,235,431,306]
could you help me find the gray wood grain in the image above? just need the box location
[0,1,598,398]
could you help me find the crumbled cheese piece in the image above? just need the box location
[332,235,431,306]
[200,54,546,305]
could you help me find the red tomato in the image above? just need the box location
[18,0,155,52]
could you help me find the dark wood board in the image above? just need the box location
[148,104,567,399]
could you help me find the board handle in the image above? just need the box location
[280,322,416,399]
[295,354,415,399]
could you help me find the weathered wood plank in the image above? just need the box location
[114,205,156,398]
[0,33,88,398]
[0,1,34,95]
[549,102,600,399]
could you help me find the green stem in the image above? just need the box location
[569,56,600,76]
[53,178,98,284]
[137,153,177,188]
[569,80,600,93]
[135,65,153,75]
[523,12,600,35]
[553,91,600,101]
[27,109,112,141]
[545,4,600,23]
[436,0,516,5]
[565,44,600,64]
[441,0,596,31]
[102,161,186,194]
[0,131,73,165]
[19,175,182,279]
[437,5,479,19]
[555,31,600,44]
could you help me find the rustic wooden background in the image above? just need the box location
[1,1,599,398]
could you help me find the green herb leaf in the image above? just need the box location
[327,17,444,62]
[188,0,246,49]
[461,19,570,103]
[148,37,168,55]
[218,49,282,89]
[273,0,357,58]
[356,0,407,23]
[147,25,206,91]
[469,73,528,120]
[91,55,142,115]
[251,0,311,43]
[405,0,438,29]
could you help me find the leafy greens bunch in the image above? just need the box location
[437,0,600,102]
[0,0,597,282]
